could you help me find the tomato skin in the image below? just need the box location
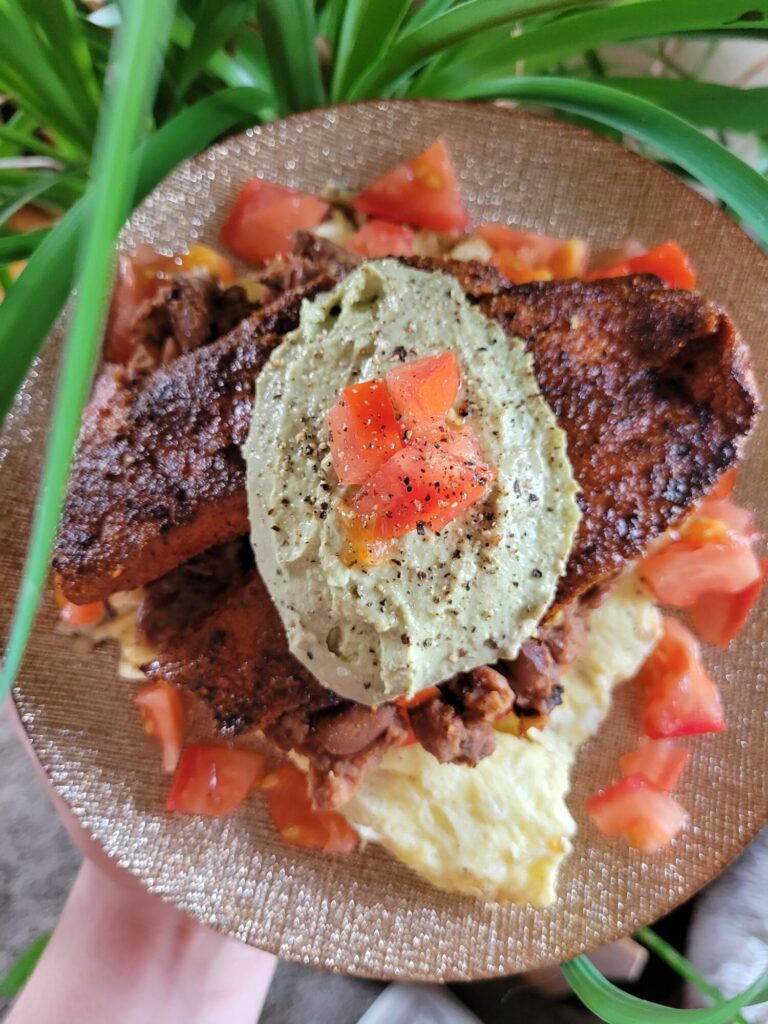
[586,773,689,851]
[689,557,767,648]
[695,497,758,543]
[385,351,460,425]
[355,139,470,232]
[220,178,328,264]
[347,220,414,257]
[58,598,105,627]
[640,532,760,607]
[135,682,185,773]
[327,379,403,485]
[261,763,358,854]
[167,745,266,817]
[350,440,495,539]
[618,738,690,792]
[708,467,736,501]
[638,618,725,738]
[107,246,172,363]
[588,241,696,290]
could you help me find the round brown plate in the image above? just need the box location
[2,101,767,980]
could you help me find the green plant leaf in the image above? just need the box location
[0,123,78,163]
[0,172,69,229]
[174,0,254,100]
[331,0,411,103]
[317,0,347,47]
[455,77,768,242]
[254,0,326,113]
[562,955,768,1024]
[345,0,602,100]
[0,933,51,998]
[634,928,749,1024]
[409,0,768,98]
[405,0,458,31]
[0,228,50,263]
[597,79,768,133]
[0,0,178,699]
[0,86,267,431]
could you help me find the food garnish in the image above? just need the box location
[347,220,414,258]
[586,774,689,853]
[220,177,329,263]
[618,738,690,793]
[167,744,266,817]
[587,240,696,290]
[261,763,359,854]
[354,138,470,232]
[326,350,495,556]
[135,681,185,774]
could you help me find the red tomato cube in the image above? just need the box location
[350,440,494,539]
[220,178,328,264]
[637,618,725,738]
[640,531,760,607]
[167,745,266,817]
[347,220,414,258]
[586,773,689,851]
[618,738,690,792]
[261,763,358,854]
[689,557,767,648]
[355,139,470,232]
[327,378,403,485]
[385,351,460,426]
[587,241,697,290]
[135,681,186,773]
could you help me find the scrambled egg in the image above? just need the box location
[341,574,661,905]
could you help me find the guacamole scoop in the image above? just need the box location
[244,261,580,706]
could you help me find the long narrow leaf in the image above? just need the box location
[254,0,326,113]
[174,0,253,99]
[0,0,177,698]
[0,172,70,229]
[317,0,347,47]
[405,0,457,31]
[345,0,602,100]
[0,86,267,429]
[331,0,411,103]
[562,955,768,1024]
[24,0,101,112]
[409,0,768,98]
[459,77,768,241]
[0,228,50,263]
[598,79,768,133]
[0,124,77,163]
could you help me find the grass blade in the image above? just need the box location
[597,79,768,133]
[459,77,768,242]
[331,0,411,103]
[405,0,457,31]
[346,0,601,100]
[0,86,267,430]
[562,955,768,1024]
[634,928,749,1024]
[0,0,177,699]
[317,0,347,47]
[0,933,51,998]
[0,172,69,229]
[254,0,326,112]
[0,228,50,263]
[409,0,768,98]
[0,124,77,163]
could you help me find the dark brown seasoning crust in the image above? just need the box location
[478,274,760,610]
[53,274,341,602]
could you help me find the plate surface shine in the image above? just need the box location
[2,101,767,980]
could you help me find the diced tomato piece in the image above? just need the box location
[586,773,688,851]
[588,241,696,290]
[618,738,690,792]
[355,139,470,232]
[385,351,460,426]
[708,467,737,501]
[106,246,174,363]
[347,220,414,258]
[261,763,358,854]
[135,682,186,773]
[637,618,725,738]
[350,440,494,539]
[695,497,759,543]
[327,378,403,485]
[167,745,266,817]
[689,557,767,648]
[58,598,105,627]
[220,178,328,264]
[640,531,760,607]
[178,243,235,284]
[477,223,588,282]
[396,685,440,710]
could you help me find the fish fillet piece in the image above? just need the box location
[478,275,759,610]
[53,279,337,602]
